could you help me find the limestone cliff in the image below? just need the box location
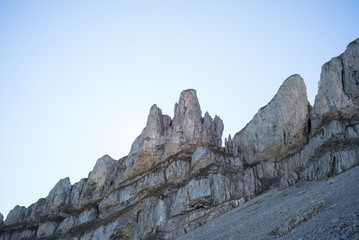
[0,38,359,240]
[226,74,310,164]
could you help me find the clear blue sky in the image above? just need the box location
[0,1,358,218]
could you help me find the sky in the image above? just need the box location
[0,1,358,218]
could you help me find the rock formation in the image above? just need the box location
[124,89,224,178]
[0,38,358,240]
[177,164,359,240]
[311,39,359,132]
[226,74,310,164]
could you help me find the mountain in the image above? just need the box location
[0,38,358,240]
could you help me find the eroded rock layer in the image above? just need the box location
[0,38,358,240]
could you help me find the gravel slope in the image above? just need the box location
[178,165,359,240]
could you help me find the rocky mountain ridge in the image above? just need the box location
[0,38,358,240]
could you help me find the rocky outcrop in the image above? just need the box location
[226,74,310,165]
[311,38,359,133]
[1,38,359,240]
[125,89,224,178]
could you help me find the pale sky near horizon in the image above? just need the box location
[0,1,358,218]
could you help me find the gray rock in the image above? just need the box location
[170,90,223,152]
[300,149,359,180]
[165,160,190,183]
[210,173,232,204]
[88,155,117,189]
[170,178,212,217]
[225,156,243,171]
[69,178,86,210]
[22,197,48,223]
[311,38,359,133]
[37,221,58,237]
[255,161,278,179]
[125,89,224,178]
[47,177,72,213]
[99,186,133,212]
[125,104,171,177]
[20,230,35,239]
[243,168,259,197]
[270,201,326,237]
[227,74,310,165]
[0,213,3,224]
[71,155,122,213]
[191,146,216,173]
[78,207,98,225]
[79,231,94,240]
[4,205,26,225]
[91,220,120,240]
[86,155,117,201]
[137,197,169,235]
[136,168,166,192]
[280,172,299,188]
[56,216,76,234]
[178,165,359,240]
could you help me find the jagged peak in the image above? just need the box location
[144,104,165,137]
[4,205,26,225]
[88,155,116,182]
[125,89,223,178]
[282,73,303,86]
[137,89,223,150]
[344,38,359,54]
[46,177,71,202]
[178,89,199,108]
[148,104,161,116]
[275,74,308,104]
[174,89,202,123]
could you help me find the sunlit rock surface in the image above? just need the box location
[226,74,310,164]
[311,38,359,133]
[1,38,359,240]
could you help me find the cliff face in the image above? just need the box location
[0,38,359,240]
[226,74,310,164]
[178,164,359,240]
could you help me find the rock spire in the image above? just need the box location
[125,89,224,178]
